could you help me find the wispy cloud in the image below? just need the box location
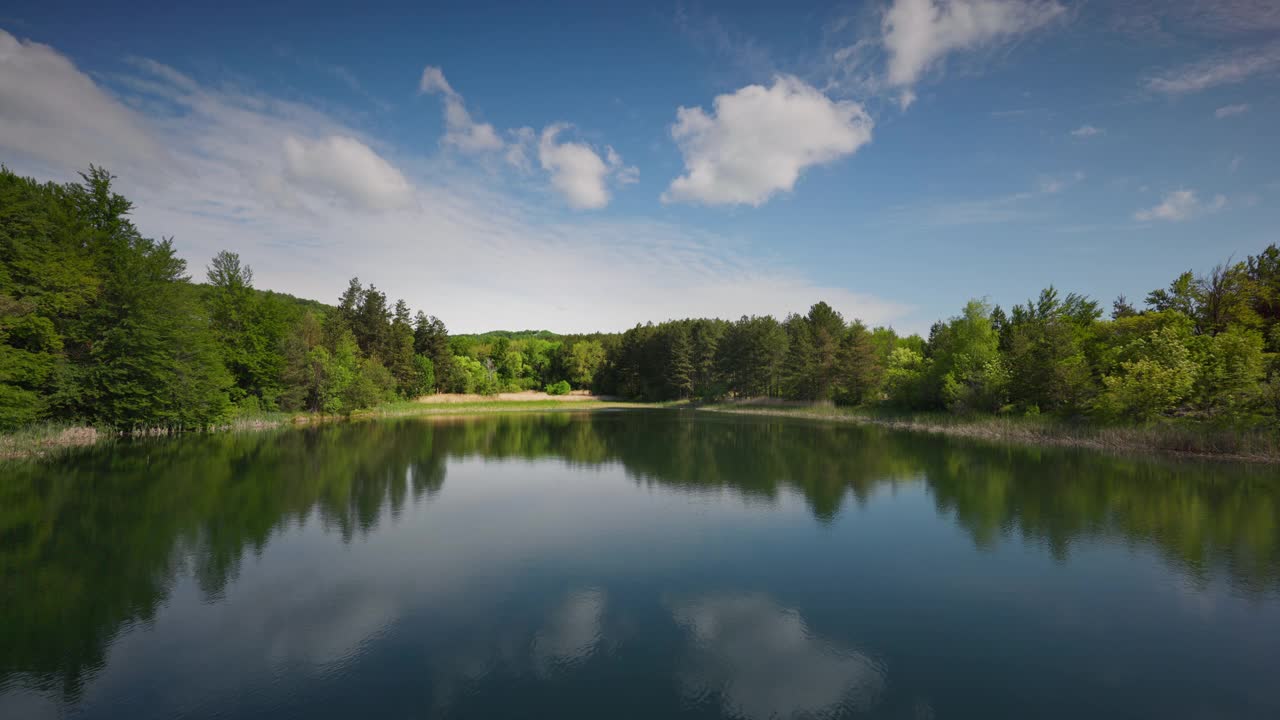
[1214,103,1250,118]
[418,66,635,209]
[1070,124,1103,138]
[673,4,777,83]
[881,0,1066,88]
[896,172,1081,226]
[1146,43,1280,94]
[1134,189,1226,222]
[419,66,505,154]
[1110,0,1280,40]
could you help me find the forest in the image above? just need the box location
[2,166,1279,433]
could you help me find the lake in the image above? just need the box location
[3,410,1279,719]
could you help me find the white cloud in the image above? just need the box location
[0,29,163,175]
[419,65,504,153]
[606,147,639,185]
[504,126,536,172]
[421,67,629,203]
[663,75,872,206]
[1146,44,1280,94]
[1070,124,1103,137]
[1,34,912,333]
[882,0,1066,87]
[1214,103,1250,118]
[537,124,635,210]
[417,65,454,95]
[1134,189,1227,222]
[280,135,413,211]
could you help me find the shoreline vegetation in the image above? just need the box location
[3,167,1279,463]
[701,402,1280,464]
[0,393,636,461]
[6,393,1280,464]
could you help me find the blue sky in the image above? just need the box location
[1,0,1277,334]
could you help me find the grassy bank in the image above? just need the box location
[0,397,645,462]
[701,403,1280,463]
[9,397,1276,464]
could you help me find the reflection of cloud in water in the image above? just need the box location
[263,588,399,669]
[429,587,608,709]
[533,588,607,673]
[670,594,884,720]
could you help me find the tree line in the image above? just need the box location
[596,257,1280,424]
[2,165,1278,431]
[0,166,613,431]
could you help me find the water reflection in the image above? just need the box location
[670,593,884,720]
[533,588,607,673]
[2,410,1277,713]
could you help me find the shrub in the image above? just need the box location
[545,380,571,395]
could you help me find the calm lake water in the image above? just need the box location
[3,410,1279,719]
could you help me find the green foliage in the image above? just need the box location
[1194,327,1266,420]
[1002,287,1100,414]
[930,300,1006,413]
[205,251,288,408]
[452,355,499,395]
[566,340,606,388]
[411,354,436,397]
[1,166,231,431]
[545,380,571,395]
[883,347,933,409]
[719,315,788,398]
[1096,327,1198,421]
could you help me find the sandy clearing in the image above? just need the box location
[412,390,608,404]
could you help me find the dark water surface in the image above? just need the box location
[3,410,1279,719]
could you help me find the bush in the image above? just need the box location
[233,395,262,417]
[545,380,571,395]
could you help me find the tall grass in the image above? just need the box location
[705,403,1280,463]
[0,423,109,461]
[0,399,649,461]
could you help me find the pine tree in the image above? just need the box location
[668,324,694,399]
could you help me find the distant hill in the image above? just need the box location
[452,330,562,342]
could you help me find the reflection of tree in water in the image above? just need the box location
[919,445,1280,594]
[1,421,448,699]
[2,411,1277,699]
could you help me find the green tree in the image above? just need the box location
[1195,327,1266,420]
[930,300,1006,413]
[205,251,287,408]
[413,312,455,391]
[1003,287,1100,414]
[667,324,694,399]
[385,299,417,396]
[806,302,846,400]
[835,321,882,405]
[1096,326,1197,421]
[566,340,605,389]
[66,168,231,428]
[883,346,932,408]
